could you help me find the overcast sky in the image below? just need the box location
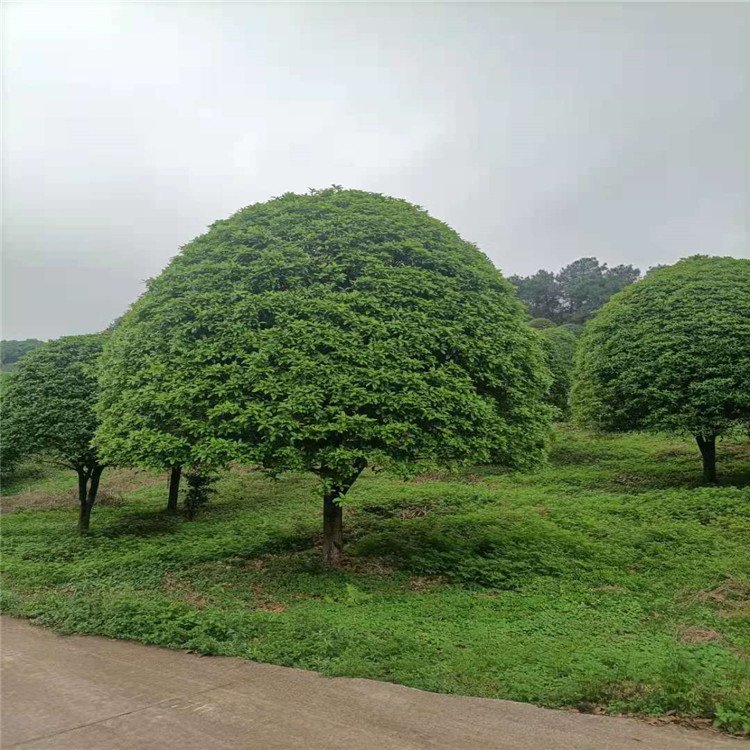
[2,2,748,340]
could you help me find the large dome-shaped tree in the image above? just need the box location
[97,188,551,562]
[573,255,750,482]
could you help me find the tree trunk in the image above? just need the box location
[77,468,89,533]
[322,492,344,566]
[696,435,717,484]
[77,465,104,534]
[167,465,182,514]
[78,502,93,534]
[319,459,366,566]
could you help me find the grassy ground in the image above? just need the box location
[1,428,749,734]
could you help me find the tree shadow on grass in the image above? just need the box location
[350,511,596,590]
[98,508,183,538]
[714,470,750,489]
[601,470,750,493]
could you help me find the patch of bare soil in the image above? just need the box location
[722,442,750,460]
[242,558,267,572]
[163,573,209,609]
[411,470,483,485]
[248,580,289,613]
[411,470,448,484]
[685,579,750,658]
[692,577,750,617]
[0,468,164,514]
[339,556,395,576]
[1,486,77,514]
[102,467,166,494]
[397,505,430,519]
[225,463,263,476]
[679,627,724,645]
[409,575,447,592]
[612,471,649,487]
[656,440,749,461]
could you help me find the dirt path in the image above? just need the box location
[0,617,743,750]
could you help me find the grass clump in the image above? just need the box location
[1,428,749,733]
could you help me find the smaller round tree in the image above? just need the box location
[572,256,750,482]
[3,334,106,531]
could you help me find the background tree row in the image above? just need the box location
[509,257,641,324]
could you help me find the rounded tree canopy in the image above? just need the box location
[572,255,750,437]
[3,334,104,470]
[558,323,583,337]
[96,188,552,479]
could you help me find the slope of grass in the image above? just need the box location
[1,428,749,733]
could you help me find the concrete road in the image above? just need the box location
[0,617,743,750]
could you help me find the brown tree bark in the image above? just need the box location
[167,465,182,514]
[77,468,89,533]
[319,459,366,566]
[77,465,104,534]
[322,492,344,566]
[696,435,717,484]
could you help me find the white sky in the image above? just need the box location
[2,1,748,339]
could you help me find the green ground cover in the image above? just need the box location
[1,428,749,733]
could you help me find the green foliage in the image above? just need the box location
[557,258,640,324]
[558,322,583,337]
[0,417,22,480]
[97,188,552,488]
[1,339,44,371]
[2,335,105,471]
[510,258,641,324]
[538,326,577,417]
[183,465,218,519]
[2,429,749,732]
[715,698,750,735]
[528,318,556,330]
[1,372,19,478]
[573,255,750,440]
[508,270,559,321]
